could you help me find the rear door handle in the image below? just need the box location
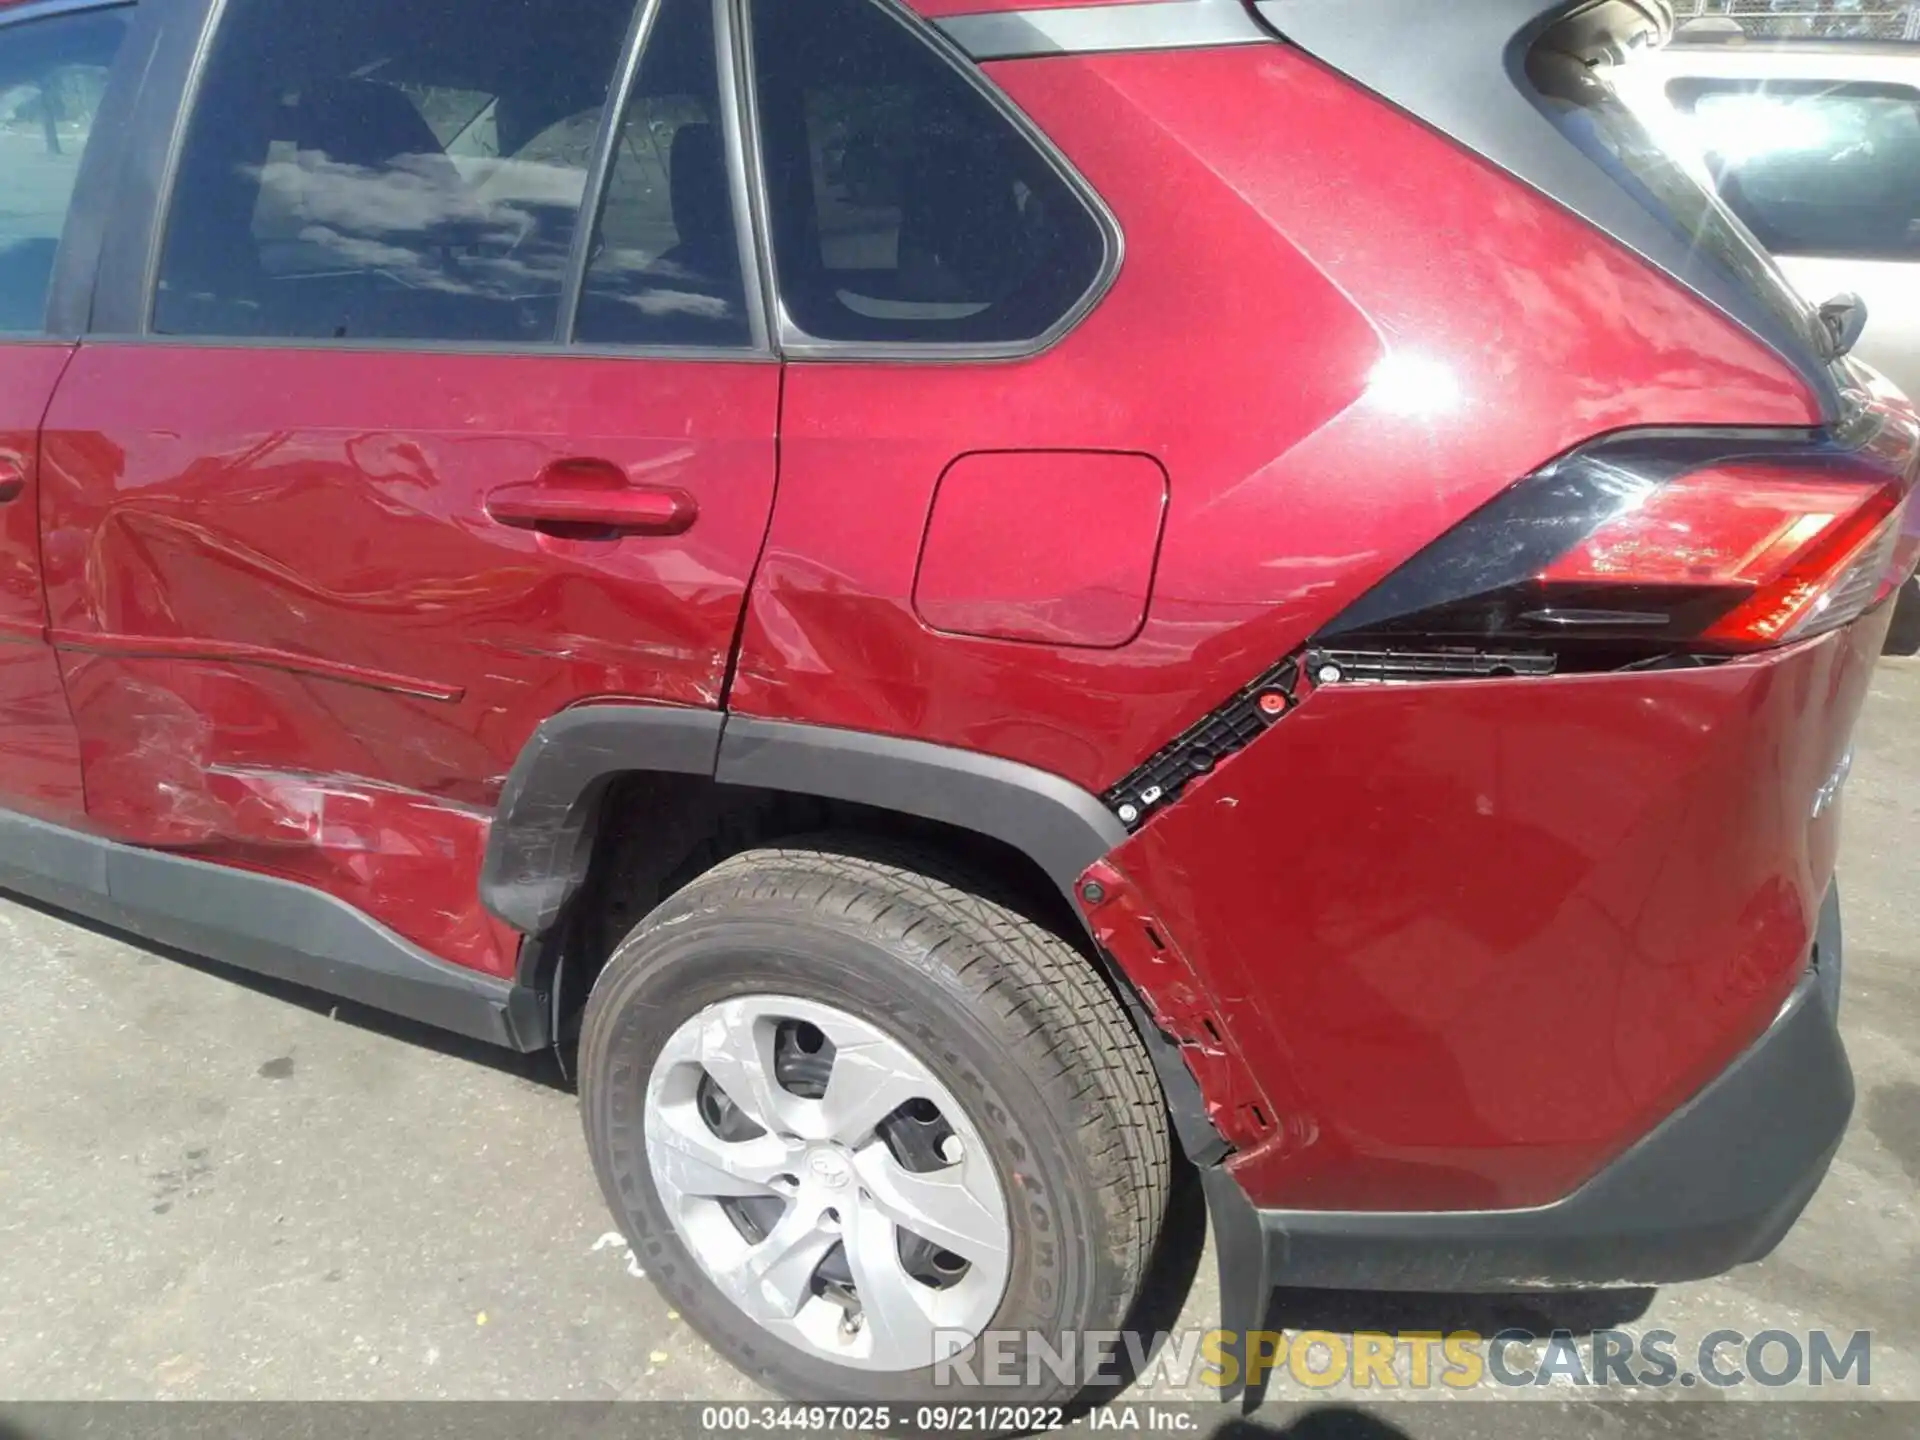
[486,461,698,537]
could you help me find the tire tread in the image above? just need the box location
[586,833,1172,1344]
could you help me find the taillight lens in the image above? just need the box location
[1698,480,1903,648]
[1320,408,1920,668]
[1544,463,1905,648]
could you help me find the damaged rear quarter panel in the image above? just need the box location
[1106,618,1880,1214]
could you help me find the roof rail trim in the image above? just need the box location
[937,0,1269,62]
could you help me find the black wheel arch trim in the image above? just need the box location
[478,707,1224,1160]
[713,716,1130,896]
[480,705,724,940]
[480,708,1126,937]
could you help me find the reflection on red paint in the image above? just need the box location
[38,347,779,955]
[1103,612,1882,1211]
[0,28,1877,1235]
[0,343,85,824]
[731,45,1818,793]
[913,451,1169,649]
[199,766,520,978]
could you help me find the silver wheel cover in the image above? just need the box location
[645,995,1012,1371]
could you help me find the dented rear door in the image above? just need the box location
[37,0,777,977]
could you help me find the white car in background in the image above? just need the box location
[1617,28,1920,649]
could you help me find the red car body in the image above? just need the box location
[0,0,1908,1334]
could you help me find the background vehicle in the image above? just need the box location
[0,0,1911,1408]
[1617,24,1920,644]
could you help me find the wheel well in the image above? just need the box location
[535,771,1090,1047]
[521,759,1226,1164]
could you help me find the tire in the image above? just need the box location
[579,835,1170,1405]
[1884,576,1920,657]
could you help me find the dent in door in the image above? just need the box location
[38,347,781,973]
[0,344,84,822]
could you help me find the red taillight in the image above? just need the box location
[1702,487,1904,648]
[1318,405,1920,672]
[1541,463,1907,650]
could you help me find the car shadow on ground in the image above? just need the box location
[27,886,1653,1424]
[1100,1144,1655,1408]
[1258,1282,1655,1343]
[1219,1412,1418,1440]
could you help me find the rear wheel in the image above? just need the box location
[579,838,1169,1403]
[1885,576,1920,656]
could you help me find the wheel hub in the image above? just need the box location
[805,1146,854,1190]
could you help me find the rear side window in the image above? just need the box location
[153,0,643,342]
[0,6,128,334]
[1672,79,1920,261]
[747,0,1111,349]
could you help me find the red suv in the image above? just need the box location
[0,0,1909,1406]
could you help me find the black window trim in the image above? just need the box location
[564,0,774,351]
[132,0,222,337]
[98,0,774,359]
[716,0,781,351]
[0,0,144,340]
[1665,74,1920,265]
[732,0,1124,364]
[554,0,661,346]
[74,0,1119,361]
[938,0,1269,63]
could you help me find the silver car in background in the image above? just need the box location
[1618,25,1920,645]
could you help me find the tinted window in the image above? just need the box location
[1676,80,1920,261]
[0,7,128,334]
[748,0,1109,348]
[575,0,751,347]
[154,0,641,342]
